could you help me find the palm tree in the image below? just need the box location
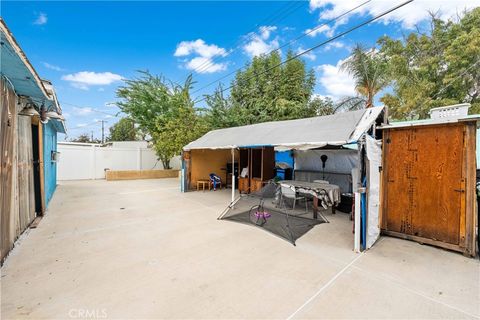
[340,44,389,108]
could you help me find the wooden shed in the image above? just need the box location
[380,106,478,256]
[1,19,66,263]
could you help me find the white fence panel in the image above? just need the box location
[58,145,94,180]
[57,143,180,180]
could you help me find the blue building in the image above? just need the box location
[0,19,66,262]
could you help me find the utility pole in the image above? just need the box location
[97,120,108,144]
[91,131,94,142]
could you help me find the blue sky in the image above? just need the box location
[2,0,478,140]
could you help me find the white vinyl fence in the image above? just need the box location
[57,142,181,180]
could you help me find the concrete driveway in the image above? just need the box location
[1,178,479,319]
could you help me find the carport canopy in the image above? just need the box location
[184,107,384,151]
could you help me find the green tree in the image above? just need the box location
[204,50,318,128]
[108,118,138,141]
[340,44,389,109]
[378,9,480,119]
[308,96,336,116]
[202,84,238,129]
[153,75,208,169]
[116,72,205,168]
[153,104,208,169]
[116,71,172,135]
[70,133,100,143]
[70,133,92,143]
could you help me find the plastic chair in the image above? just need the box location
[280,184,308,212]
[209,173,222,191]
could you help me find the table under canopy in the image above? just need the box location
[279,180,341,218]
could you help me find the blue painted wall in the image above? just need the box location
[43,121,58,207]
[275,151,294,167]
[275,151,294,180]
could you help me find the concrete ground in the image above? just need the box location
[1,178,479,319]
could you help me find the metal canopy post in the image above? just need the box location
[231,148,235,203]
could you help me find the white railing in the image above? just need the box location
[429,103,470,120]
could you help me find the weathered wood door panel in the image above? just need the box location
[383,125,464,245]
[17,115,36,234]
[1,80,17,262]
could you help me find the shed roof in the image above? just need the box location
[0,19,49,104]
[1,18,66,134]
[184,107,384,151]
[378,114,480,130]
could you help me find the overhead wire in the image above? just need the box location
[192,0,372,96]
[60,100,120,117]
[191,1,306,75]
[173,0,307,81]
[415,58,480,110]
[193,0,414,105]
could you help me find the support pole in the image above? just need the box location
[231,148,235,203]
[354,191,361,252]
[353,167,361,253]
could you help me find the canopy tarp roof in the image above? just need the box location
[184,107,384,151]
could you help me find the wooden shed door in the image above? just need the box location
[383,125,465,245]
[17,115,36,234]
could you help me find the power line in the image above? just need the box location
[193,0,414,105]
[191,1,305,75]
[174,1,307,80]
[98,119,108,143]
[60,100,120,117]
[416,58,480,110]
[67,121,101,131]
[192,0,372,96]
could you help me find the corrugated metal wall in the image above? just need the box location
[43,121,57,206]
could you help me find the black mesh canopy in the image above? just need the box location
[218,182,328,245]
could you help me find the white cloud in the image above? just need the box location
[324,41,345,51]
[296,47,316,61]
[174,39,227,73]
[305,24,334,37]
[174,39,227,58]
[316,58,356,99]
[62,71,122,90]
[70,82,89,90]
[185,57,227,74]
[259,26,277,40]
[73,107,93,116]
[43,62,65,71]
[243,26,280,57]
[308,0,480,31]
[33,12,47,25]
[104,102,117,108]
[311,93,333,101]
[76,123,88,128]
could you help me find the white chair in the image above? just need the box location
[280,184,308,212]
